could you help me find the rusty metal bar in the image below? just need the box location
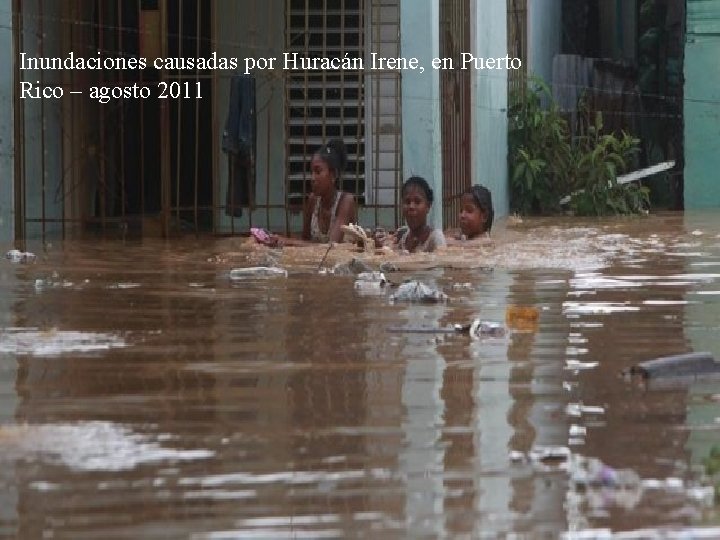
[160,0,171,236]
[194,0,200,233]
[13,0,25,246]
[211,0,218,234]
[284,0,290,236]
[175,0,183,227]
[266,0,273,230]
[39,0,46,241]
[139,0,146,219]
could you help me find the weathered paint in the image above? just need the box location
[17,0,64,240]
[0,0,13,244]
[214,0,286,233]
[527,0,561,87]
[400,0,443,230]
[472,0,509,218]
[685,0,720,208]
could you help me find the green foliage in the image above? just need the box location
[703,445,720,503]
[508,77,650,216]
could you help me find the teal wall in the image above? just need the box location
[400,0,443,230]
[0,0,13,245]
[214,0,287,233]
[18,0,64,240]
[527,0,561,87]
[685,0,720,208]
[473,0,509,217]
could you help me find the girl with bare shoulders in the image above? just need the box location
[446,184,494,245]
[254,139,356,247]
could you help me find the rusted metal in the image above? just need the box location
[13,0,25,247]
[12,0,403,242]
[507,0,527,106]
[440,0,471,230]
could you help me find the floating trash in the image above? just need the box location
[390,281,447,304]
[469,319,506,339]
[566,403,606,417]
[0,328,128,356]
[4,249,36,263]
[229,267,288,279]
[0,421,213,471]
[625,351,719,380]
[506,305,540,331]
[565,360,599,372]
[353,271,389,296]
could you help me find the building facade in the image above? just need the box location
[3,0,510,245]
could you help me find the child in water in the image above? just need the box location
[254,139,356,247]
[381,176,446,253]
[450,184,493,242]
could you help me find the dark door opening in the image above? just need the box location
[92,0,214,232]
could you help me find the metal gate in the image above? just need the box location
[439,0,471,229]
[12,0,214,242]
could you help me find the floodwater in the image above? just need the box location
[3,212,720,538]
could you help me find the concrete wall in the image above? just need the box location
[19,0,64,240]
[0,0,13,245]
[685,0,720,208]
[527,0,561,86]
[472,0,509,218]
[400,0,443,230]
[214,0,286,233]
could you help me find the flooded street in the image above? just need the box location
[4,212,720,538]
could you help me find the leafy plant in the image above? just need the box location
[509,77,649,216]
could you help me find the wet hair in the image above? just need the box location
[314,138,347,178]
[402,176,434,205]
[465,184,494,232]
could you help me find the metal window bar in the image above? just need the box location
[440,0,471,229]
[365,0,401,227]
[284,0,367,222]
[507,0,527,106]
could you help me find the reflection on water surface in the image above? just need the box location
[2,212,720,538]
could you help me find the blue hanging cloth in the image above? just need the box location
[222,74,256,217]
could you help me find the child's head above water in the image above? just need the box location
[401,176,434,204]
[459,184,493,239]
[311,139,348,197]
[401,176,434,229]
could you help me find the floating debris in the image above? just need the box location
[506,305,540,331]
[469,319,506,339]
[625,351,719,379]
[4,249,36,263]
[331,258,374,276]
[565,360,600,372]
[229,266,288,279]
[0,328,128,356]
[390,281,448,303]
[354,271,389,296]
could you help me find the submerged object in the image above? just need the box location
[627,352,718,379]
[390,281,448,303]
[331,258,374,276]
[5,250,36,263]
[505,305,539,331]
[469,319,506,339]
[353,271,389,296]
[229,266,288,279]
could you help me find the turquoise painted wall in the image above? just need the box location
[685,0,720,208]
[473,0,509,217]
[400,0,443,230]
[527,0,561,87]
[0,0,13,245]
[214,0,286,234]
[18,0,64,241]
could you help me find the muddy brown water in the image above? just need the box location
[3,212,720,538]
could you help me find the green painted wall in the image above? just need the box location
[685,0,720,208]
[0,0,12,245]
[400,0,443,230]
